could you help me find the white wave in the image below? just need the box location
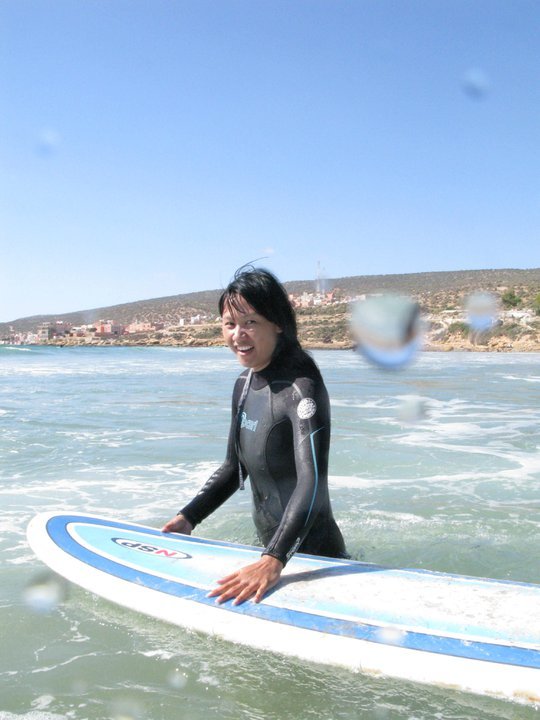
[0,708,66,719]
[329,475,375,489]
[330,462,540,489]
[497,453,540,478]
[502,374,540,383]
[142,432,201,442]
[54,429,200,447]
[365,509,426,525]
[30,651,104,676]
[141,649,176,660]
[0,352,237,379]
[331,398,396,409]
[392,431,540,480]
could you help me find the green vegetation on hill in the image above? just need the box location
[2,268,539,350]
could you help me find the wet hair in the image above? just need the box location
[219,266,320,375]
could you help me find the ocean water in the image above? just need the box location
[1,345,539,720]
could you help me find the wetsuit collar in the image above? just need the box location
[250,355,284,389]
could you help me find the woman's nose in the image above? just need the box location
[232,324,245,340]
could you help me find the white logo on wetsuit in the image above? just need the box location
[297,398,317,419]
[241,411,259,432]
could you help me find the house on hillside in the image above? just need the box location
[93,320,124,338]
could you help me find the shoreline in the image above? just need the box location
[9,336,540,353]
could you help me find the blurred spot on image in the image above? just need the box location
[35,127,62,157]
[461,67,491,100]
[23,570,69,613]
[351,293,423,370]
[396,395,428,424]
[464,291,500,341]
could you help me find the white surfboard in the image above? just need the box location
[27,512,540,706]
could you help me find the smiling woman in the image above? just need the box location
[217,266,302,365]
[162,267,348,604]
[221,300,282,372]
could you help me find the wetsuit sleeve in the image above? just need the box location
[179,377,245,528]
[262,375,331,565]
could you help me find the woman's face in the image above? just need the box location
[222,296,281,372]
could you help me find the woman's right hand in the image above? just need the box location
[161,514,193,535]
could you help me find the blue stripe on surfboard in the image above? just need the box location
[44,514,540,671]
[67,522,540,647]
[47,514,540,591]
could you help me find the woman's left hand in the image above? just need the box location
[207,555,284,605]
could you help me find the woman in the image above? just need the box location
[162,267,347,604]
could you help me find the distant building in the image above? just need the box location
[126,321,153,334]
[69,326,90,338]
[93,320,124,338]
[54,321,71,336]
[38,323,55,342]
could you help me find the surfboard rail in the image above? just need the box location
[26,512,540,707]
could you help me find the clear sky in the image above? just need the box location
[1,0,539,322]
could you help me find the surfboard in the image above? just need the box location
[27,512,540,706]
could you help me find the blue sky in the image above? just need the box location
[1,0,539,322]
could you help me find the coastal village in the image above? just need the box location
[3,289,342,346]
[2,301,540,352]
[1,267,539,352]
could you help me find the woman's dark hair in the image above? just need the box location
[219,266,320,375]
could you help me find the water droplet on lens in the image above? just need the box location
[465,291,499,333]
[167,667,189,689]
[30,693,55,710]
[397,396,427,423]
[35,127,62,156]
[462,67,490,100]
[23,571,68,613]
[71,678,89,695]
[374,626,408,646]
[109,696,145,720]
[351,293,422,370]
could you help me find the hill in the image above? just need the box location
[2,268,540,351]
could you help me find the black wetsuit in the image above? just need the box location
[180,357,347,565]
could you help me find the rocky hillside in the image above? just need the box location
[2,268,540,351]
